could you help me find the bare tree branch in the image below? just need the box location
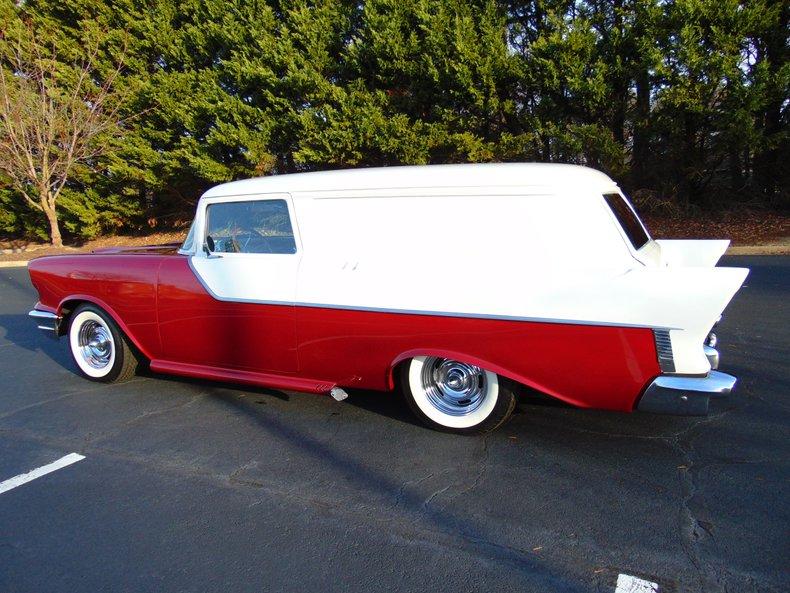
[0,25,128,246]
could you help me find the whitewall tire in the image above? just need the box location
[401,356,517,434]
[68,304,139,383]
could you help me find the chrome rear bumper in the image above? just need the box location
[637,371,736,416]
[29,309,61,339]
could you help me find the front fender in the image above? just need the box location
[57,294,155,360]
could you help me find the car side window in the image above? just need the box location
[205,199,297,254]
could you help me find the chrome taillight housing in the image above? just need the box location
[653,329,675,373]
[704,315,721,368]
[705,331,717,348]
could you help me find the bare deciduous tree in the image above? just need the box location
[0,32,125,247]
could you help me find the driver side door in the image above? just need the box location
[157,193,301,373]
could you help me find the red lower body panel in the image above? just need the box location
[30,254,661,412]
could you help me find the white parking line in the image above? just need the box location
[0,453,85,494]
[615,574,659,592]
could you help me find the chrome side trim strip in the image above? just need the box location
[637,370,736,416]
[289,301,674,329]
[28,309,61,338]
[185,257,676,330]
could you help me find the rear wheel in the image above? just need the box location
[68,304,139,383]
[400,356,516,434]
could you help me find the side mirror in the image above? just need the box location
[203,235,222,258]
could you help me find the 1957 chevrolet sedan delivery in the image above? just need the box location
[28,163,749,433]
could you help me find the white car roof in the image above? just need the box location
[200,163,619,200]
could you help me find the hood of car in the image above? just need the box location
[89,243,182,256]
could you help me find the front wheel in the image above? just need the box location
[68,304,139,383]
[400,356,516,434]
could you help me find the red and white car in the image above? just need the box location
[28,164,748,433]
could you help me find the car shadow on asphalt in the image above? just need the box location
[135,367,293,402]
[144,363,704,456]
[0,313,74,370]
[342,387,425,427]
[170,378,594,592]
[144,373,593,433]
[142,369,428,429]
[346,382,695,441]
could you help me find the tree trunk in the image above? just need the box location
[41,200,63,247]
[729,143,743,194]
[681,112,701,206]
[610,0,626,170]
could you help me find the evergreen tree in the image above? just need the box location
[0,0,786,243]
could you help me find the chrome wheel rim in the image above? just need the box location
[77,320,113,370]
[420,357,488,416]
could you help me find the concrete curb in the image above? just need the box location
[726,245,790,256]
[0,261,28,268]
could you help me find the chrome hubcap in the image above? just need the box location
[420,357,488,416]
[77,320,113,369]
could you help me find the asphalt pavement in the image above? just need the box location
[0,256,787,593]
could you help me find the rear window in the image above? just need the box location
[603,193,650,250]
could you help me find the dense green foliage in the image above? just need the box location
[1,0,787,242]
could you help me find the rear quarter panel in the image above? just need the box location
[296,306,660,412]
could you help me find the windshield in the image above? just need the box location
[602,192,650,250]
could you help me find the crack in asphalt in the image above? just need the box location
[0,391,80,420]
[667,410,733,591]
[0,377,152,421]
[84,392,207,444]
[422,483,452,509]
[449,434,491,500]
[392,471,435,510]
[537,407,743,590]
[228,459,262,488]
[420,434,491,509]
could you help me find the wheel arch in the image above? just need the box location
[57,295,153,361]
[386,348,587,408]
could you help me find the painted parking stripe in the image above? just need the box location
[0,453,85,494]
[615,574,659,593]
